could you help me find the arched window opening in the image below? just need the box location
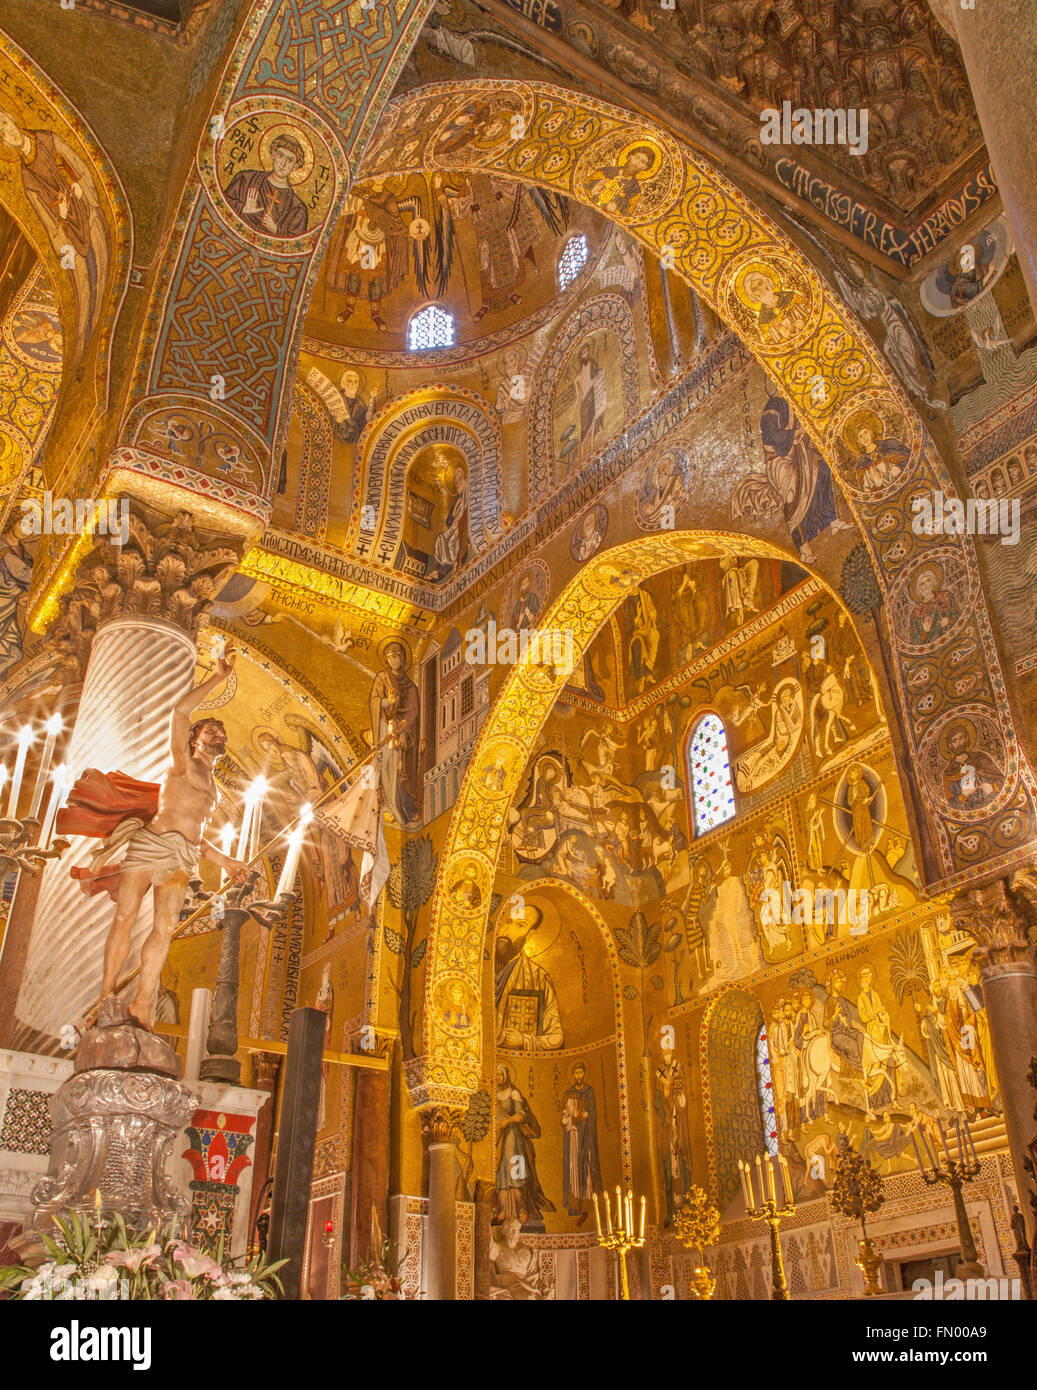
[408,304,454,351]
[755,1023,779,1156]
[558,232,589,290]
[687,713,735,836]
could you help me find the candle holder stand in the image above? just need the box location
[739,1155,796,1301]
[188,870,297,1085]
[593,1187,646,1301]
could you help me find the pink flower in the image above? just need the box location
[106,1245,161,1272]
[171,1243,223,1281]
[163,1279,197,1300]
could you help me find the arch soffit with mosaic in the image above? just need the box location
[413,505,1033,1108]
[0,31,132,423]
[349,386,503,568]
[353,80,1037,1103]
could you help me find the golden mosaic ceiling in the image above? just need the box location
[303,172,611,355]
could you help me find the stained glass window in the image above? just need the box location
[408,304,454,351]
[558,233,589,290]
[755,1024,779,1155]
[687,714,735,836]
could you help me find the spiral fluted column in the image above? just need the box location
[12,616,197,1047]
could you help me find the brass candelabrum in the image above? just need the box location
[739,1152,796,1301]
[0,815,69,877]
[593,1187,646,1301]
[182,870,298,1086]
[911,1115,984,1278]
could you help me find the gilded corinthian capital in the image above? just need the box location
[951,876,1036,968]
[421,1106,465,1146]
[46,500,243,677]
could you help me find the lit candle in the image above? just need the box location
[593,1193,602,1236]
[965,1119,979,1169]
[274,826,304,899]
[604,1191,613,1235]
[248,779,267,861]
[910,1129,925,1173]
[616,1185,622,1234]
[625,1192,633,1239]
[936,1118,952,1167]
[766,1155,777,1206]
[738,1159,752,1212]
[217,822,235,888]
[639,1194,646,1240]
[28,713,62,820]
[920,1125,938,1169]
[779,1153,792,1208]
[324,1219,333,1235]
[954,1116,965,1167]
[39,764,69,848]
[754,1153,764,1209]
[235,802,253,862]
[7,725,34,817]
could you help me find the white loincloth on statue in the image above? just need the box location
[88,817,199,885]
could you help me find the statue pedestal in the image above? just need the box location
[31,1067,199,1232]
[29,998,199,1231]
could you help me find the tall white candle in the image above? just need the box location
[7,725,34,818]
[28,713,63,820]
[274,827,304,899]
[235,801,254,862]
[39,764,69,848]
[218,822,235,888]
[738,1159,751,1212]
[249,798,263,861]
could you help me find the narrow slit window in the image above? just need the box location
[755,1023,779,1156]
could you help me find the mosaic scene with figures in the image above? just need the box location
[0,0,1035,1328]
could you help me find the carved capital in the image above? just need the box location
[253,1051,281,1088]
[45,498,243,675]
[420,1105,465,1146]
[951,877,1035,969]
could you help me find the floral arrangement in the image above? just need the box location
[340,1234,408,1300]
[0,1209,285,1302]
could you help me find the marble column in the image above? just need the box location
[13,615,196,1048]
[422,1107,461,1300]
[10,502,241,1051]
[929,0,1037,310]
[952,877,1037,1235]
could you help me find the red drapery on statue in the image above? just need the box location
[56,769,161,900]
